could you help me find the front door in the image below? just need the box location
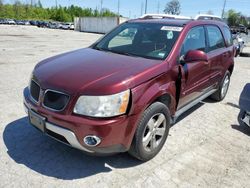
[177,26,211,109]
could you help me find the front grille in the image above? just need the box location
[30,80,40,103]
[43,90,69,111]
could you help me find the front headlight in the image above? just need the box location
[73,90,130,117]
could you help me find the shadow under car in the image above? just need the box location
[3,117,142,180]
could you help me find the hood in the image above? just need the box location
[34,48,164,95]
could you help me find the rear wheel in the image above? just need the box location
[210,71,230,101]
[128,102,170,161]
[235,49,240,57]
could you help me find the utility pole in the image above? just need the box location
[141,2,144,16]
[100,0,103,15]
[117,0,120,17]
[55,0,58,8]
[145,0,148,14]
[221,0,227,19]
[157,1,160,14]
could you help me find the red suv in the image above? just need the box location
[23,17,234,161]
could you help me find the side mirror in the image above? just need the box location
[183,50,208,63]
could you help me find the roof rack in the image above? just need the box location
[140,14,191,20]
[140,13,224,23]
[194,14,223,21]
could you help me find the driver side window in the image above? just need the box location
[181,26,206,56]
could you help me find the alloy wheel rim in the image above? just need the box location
[221,75,230,98]
[142,113,166,152]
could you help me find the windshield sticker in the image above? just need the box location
[167,31,174,39]
[161,26,183,32]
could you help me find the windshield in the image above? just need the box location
[94,22,182,60]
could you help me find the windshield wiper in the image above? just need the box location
[94,47,162,60]
[93,46,106,51]
[106,49,138,57]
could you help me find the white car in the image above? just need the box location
[7,19,16,25]
[61,23,74,30]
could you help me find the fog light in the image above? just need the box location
[83,135,101,147]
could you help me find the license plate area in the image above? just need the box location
[29,110,46,132]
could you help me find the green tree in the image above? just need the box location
[227,9,246,26]
[0,0,3,16]
[51,6,71,22]
[164,0,181,15]
[0,1,118,22]
[13,0,22,18]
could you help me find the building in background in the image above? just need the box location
[74,17,128,34]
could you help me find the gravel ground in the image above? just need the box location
[0,25,250,188]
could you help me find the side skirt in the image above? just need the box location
[171,89,217,124]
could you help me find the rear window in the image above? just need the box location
[223,26,233,46]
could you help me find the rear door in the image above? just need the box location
[205,25,229,86]
[177,26,211,109]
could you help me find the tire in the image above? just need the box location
[128,102,170,161]
[210,71,231,101]
[235,49,240,57]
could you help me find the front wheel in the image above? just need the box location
[210,71,231,101]
[128,102,170,161]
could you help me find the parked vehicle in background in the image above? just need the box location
[48,22,58,29]
[16,20,26,25]
[231,25,248,35]
[69,23,74,30]
[61,22,74,30]
[239,84,250,128]
[37,21,49,28]
[0,19,74,31]
[24,20,30,25]
[6,19,16,25]
[56,22,63,29]
[233,34,245,57]
[2,19,9,24]
[23,15,235,161]
[239,24,248,35]
[0,18,5,24]
[29,20,38,26]
[231,26,239,34]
